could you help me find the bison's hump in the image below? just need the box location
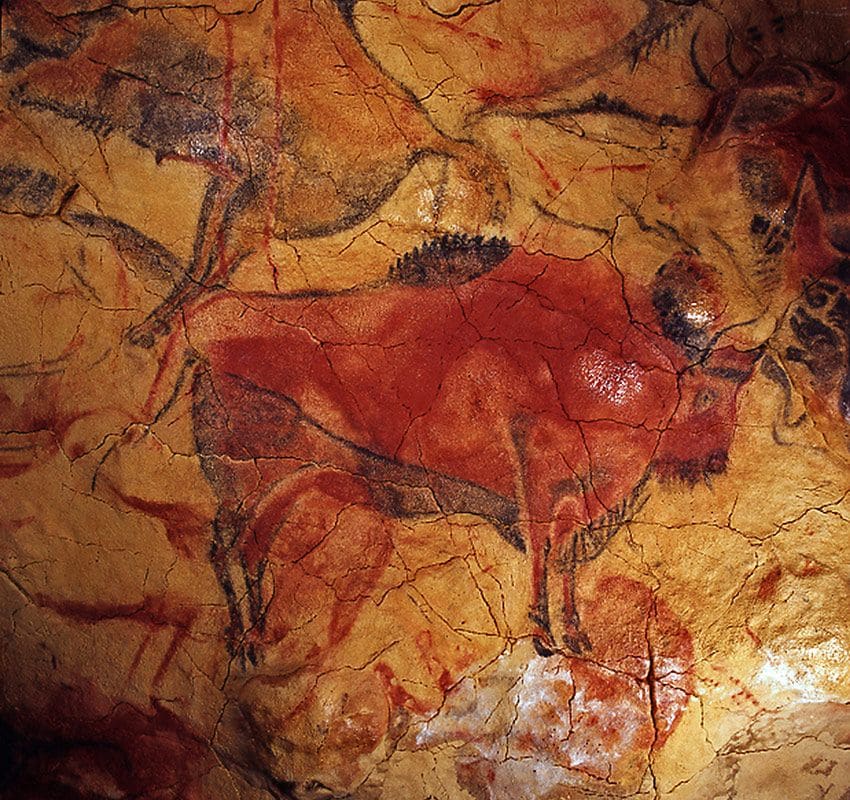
[389,233,511,286]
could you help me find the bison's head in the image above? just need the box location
[651,59,849,352]
[652,345,761,484]
[695,60,850,455]
[650,252,725,358]
[642,251,761,482]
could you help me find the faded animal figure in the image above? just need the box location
[662,58,850,447]
[3,0,509,346]
[165,237,758,664]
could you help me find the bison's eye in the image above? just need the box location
[803,281,837,308]
[693,387,718,412]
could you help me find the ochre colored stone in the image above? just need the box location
[2,1,850,798]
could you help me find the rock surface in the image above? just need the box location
[2,1,850,798]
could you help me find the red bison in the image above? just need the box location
[170,237,759,662]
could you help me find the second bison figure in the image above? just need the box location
[181,237,758,663]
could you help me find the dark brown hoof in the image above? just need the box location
[528,607,551,630]
[562,629,592,655]
[126,327,156,349]
[533,635,557,658]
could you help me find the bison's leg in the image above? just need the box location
[518,416,581,658]
[238,467,370,608]
[198,458,271,668]
[519,412,595,657]
[205,463,381,668]
[191,367,307,667]
[208,506,257,667]
[528,523,591,656]
[127,176,245,348]
[528,529,558,657]
[238,465,393,663]
[560,533,591,655]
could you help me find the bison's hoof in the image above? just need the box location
[126,326,156,349]
[533,635,557,658]
[225,629,261,671]
[562,629,592,655]
[528,607,551,630]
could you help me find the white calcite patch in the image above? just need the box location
[577,348,646,406]
[408,644,662,798]
[753,636,850,704]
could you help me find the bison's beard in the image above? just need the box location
[651,449,729,486]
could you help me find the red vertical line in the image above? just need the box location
[143,320,183,418]
[264,0,285,291]
[116,254,130,305]
[216,14,235,282]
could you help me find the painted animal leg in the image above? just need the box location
[127,176,235,348]
[208,506,257,667]
[237,469,320,640]
[528,529,557,657]
[519,412,593,657]
[241,547,268,640]
[236,465,379,663]
[191,366,303,667]
[513,416,569,658]
[561,534,591,654]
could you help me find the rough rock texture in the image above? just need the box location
[2,1,850,798]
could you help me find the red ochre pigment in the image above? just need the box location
[179,243,756,659]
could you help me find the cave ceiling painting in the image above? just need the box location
[2,1,850,798]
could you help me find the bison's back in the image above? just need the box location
[186,247,681,502]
